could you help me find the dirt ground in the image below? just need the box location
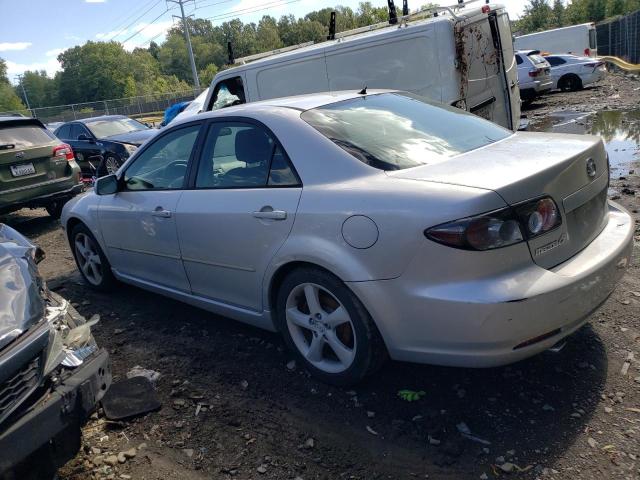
[2,73,640,480]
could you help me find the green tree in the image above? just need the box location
[0,58,26,112]
[199,63,218,85]
[256,16,283,52]
[17,70,58,108]
[551,0,565,27]
[515,0,553,33]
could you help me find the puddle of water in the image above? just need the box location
[529,110,640,175]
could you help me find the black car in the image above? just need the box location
[0,224,110,479]
[54,115,158,177]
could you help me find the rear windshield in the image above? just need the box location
[528,54,547,64]
[301,93,511,171]
[85,117,148,139]
[0,124,56,149]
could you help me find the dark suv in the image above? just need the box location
[0,117,83,218]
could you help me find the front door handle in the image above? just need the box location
[253,209,287,220]
[152,207,172,218]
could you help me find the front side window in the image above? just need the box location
[124,125,200,191]
[86,117,148,139]
[210,77,246,110]
[301,93,511,171]
[196,122,298,188]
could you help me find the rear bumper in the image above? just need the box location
[348,202,634,367]
[0,181,84,214]
[0,348,111,475]
[581,70,605,86]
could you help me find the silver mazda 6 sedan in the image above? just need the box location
[61,90,634,385]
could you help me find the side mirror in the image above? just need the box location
[78,134,94,142]
[95,174,119,195]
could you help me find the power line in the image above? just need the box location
[119,7,176,44]
[108,0,165,41]
[107,0,161,38]
[202,0,302,22]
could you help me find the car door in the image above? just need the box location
[98,123,202,292]
[175,120,302,311]
[72,124,103,174]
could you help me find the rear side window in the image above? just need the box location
[0,124,56,149]
[545,56,566,66]
[301,93,511,171]
[515,55,523,65]
[56,124,71,140]
[589,29,596,49]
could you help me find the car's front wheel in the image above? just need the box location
[97,154,122,177]
[276,267,387,386]
[70,223,116,290]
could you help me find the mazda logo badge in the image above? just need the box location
[15,151,24,160]
[586,158,596,178]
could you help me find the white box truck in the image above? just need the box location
[514,23,598,58]
[201,2,521,131]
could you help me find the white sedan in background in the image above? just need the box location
[544,54,606,91]
[61,91,633,385]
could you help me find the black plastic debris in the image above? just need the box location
[101,376,161,420]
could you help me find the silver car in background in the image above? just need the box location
[61,91,633,385]
[544,54,606,91]
[516,50,553,103]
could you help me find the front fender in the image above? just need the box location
[61,193,106,256]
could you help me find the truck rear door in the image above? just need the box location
[455,9,518,130]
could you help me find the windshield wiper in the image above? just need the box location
[0,143,16,150]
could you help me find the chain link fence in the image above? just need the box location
[1,88,206,124]
[597,9,640,64]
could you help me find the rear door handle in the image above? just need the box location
[152,207,172,218]
[252,209,287,220]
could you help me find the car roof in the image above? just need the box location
[185,89,397,125]
[58,115,131,125]
[0,116,46,128]
[516,50,541,56]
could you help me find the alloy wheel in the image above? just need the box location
[105,156,120,175]
[285,283,356,373]
[74,232,103,285]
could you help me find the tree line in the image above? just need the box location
[0,2,390,112]
[514,0,640,34]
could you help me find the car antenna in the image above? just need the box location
[358,86,367,95]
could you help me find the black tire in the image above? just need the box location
[97,154,122,178]
[70,223,117,291]
[275,267,387,386]
[559,74,583,92]
[45,199,66,219]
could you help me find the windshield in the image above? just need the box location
[301,93,511,171]
[0,124,55,149]
[86,117,148,138]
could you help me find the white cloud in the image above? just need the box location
[86,0,106,3]
[0,42,32,52]
[5,58,62,80]
[45,48,65,57]
[96,29,128,40]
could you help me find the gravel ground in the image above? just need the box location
[2,73,639,480]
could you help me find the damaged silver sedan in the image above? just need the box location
[0,224,111,479]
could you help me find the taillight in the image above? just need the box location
[584,48,590,56]
[584,62,603,68]
[53,143,74,162]
[424,196,562,251]
[481,5,490,13]
[528,68,541,77]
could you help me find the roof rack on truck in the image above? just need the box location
[232,0,482,66]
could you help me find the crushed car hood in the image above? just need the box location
[0,225,45,351]
[103,129,157,145]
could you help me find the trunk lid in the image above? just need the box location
[0,122,66,194]
[390,132,609,268]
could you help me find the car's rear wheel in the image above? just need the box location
[559,74,583,92]
[276,267,387,386]
[70,223,116,290]
[45,199,66,219]
[97,154,122,177]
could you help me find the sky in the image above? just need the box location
[0,0,529,82]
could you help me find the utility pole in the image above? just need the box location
[14,74,32,114]
[169,0,200,89]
